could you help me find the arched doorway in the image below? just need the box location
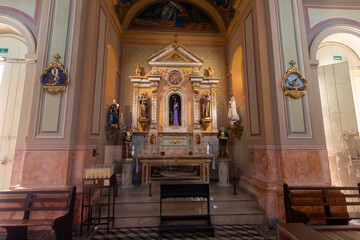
[0,16,35,190]
[314,30,360,187]
[0,25,28,189]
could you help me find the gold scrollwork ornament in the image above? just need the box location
[281,61,308,99]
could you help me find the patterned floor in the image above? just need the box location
[0,224,277,240]
[84,225,277,240]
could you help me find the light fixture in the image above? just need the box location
[0,56,5,62]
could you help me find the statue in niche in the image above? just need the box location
[109,99,119,126]
[135,65,142,76]
[195,134,201,145]
[122,127,133,158]
[202,92,211,119]
[169,94,181,126]
[217,125,229,157]
[208,66,215,77]
[228,95,240,124]
[139,93,147,118]
[150,134,156,145]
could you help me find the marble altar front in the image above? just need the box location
[138,154,213,184]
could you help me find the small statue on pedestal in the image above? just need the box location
[122,127,133,158]
[135,65,142,76]
[228,95,240,125]
[139,93,147,118]
[109,99,119,126]
[217,125,229,157]
[138,93,150,131]
[202,92,211,119]
[208,66,215,77]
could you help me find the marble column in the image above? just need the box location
[122,159,133,188]
[193,90,201,131]
[211,84,218,132]
[132,84,139,130]
[218,157,231,186]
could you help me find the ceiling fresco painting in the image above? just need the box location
[114,0,235,30]
[130,1,217,32]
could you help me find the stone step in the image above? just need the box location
[95,203,264,227]
[113,214,264,227]
[93,185,265,227]
[112,199,260,212]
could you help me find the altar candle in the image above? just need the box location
[89,168,95,179]
[85,169,90,179]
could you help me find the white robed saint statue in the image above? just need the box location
[228,95,240,124]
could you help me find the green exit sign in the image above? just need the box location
[0,48,8,53]
[334,56,342,60]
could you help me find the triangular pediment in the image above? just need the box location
[147,40,204,68]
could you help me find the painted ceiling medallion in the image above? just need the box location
[40,54,70,95]
[129,1,218,32]
[281,60,308,99]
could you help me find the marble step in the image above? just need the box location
[113,213,264,227]
[96,202,264,227]
[94,185,265,227]
[114,200,261,213]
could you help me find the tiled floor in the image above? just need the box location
[87,225,277,240]
[0,224,277,239]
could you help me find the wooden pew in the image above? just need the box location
[283,183,360,225]
[0,187,76,240]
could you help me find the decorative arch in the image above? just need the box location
[164,88,187,132]
[230,45,245,108]
[122,0,226,35]
[0,15,36,55]
[309,25,360,61]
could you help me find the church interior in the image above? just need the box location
[1,0,360,239]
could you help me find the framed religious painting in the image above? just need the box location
[40,54,70,95]
[281,61,307,99]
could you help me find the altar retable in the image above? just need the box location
[129,35,221,184]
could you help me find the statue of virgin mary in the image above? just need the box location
[228,95,240,124]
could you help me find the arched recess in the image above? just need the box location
[229,45,248,174]
[164,89,187,132]
[310,25,360,186]
[122,0,226,35]
[104,43,119,108]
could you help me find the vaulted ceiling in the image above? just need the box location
[113,0,237,35]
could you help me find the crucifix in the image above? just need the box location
[289,60,296,68]
[54,54,62,61]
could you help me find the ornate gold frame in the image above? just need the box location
[281,61,308,99]
[40,54,70,95]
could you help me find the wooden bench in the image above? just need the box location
[283,183,360,225]
[278,223,360,240]
[159,183,214,234]
[0,186,76,240]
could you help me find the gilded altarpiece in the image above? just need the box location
[128,39,220,184]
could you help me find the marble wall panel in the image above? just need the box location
[241,147,331,222]
[20,150,70,187]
